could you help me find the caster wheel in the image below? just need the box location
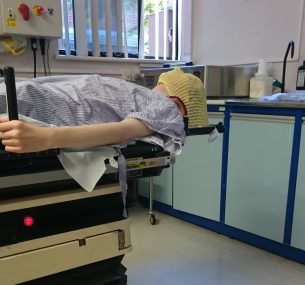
[149,214,156,225]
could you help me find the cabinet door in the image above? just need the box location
[291,122,305,250]
[173,114,224,221]
[225,114,294,242]
[138,168,173,206]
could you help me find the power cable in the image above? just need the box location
[30,38,38,78]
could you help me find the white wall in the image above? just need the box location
[192,0,305,91]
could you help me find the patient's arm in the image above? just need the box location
[0,118,153,153]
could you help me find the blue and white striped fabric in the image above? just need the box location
[0,74,186,154]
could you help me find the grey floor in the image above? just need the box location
[123,204,305,285]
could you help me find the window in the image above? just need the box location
[58,0,191,61]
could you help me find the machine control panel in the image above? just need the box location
[0,191,124,247]
[0,0,62,38]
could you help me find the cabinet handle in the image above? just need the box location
[208,112,224,119]
[230,113,295,123]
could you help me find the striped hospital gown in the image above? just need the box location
[0,74,186,154]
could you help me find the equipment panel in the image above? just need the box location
[0,0,62,38]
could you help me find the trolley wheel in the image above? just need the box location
[149,214,156,225]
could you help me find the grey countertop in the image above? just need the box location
[207,98,305,109]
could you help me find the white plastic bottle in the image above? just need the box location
[249,59,273,99]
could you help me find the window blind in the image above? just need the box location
[59,0,191,61]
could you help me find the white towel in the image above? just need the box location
[58,147,118,192]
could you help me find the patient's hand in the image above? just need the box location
[0,119,52,153]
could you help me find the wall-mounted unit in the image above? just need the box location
[0,0,62,39]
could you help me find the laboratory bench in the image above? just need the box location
[138,99,305,265]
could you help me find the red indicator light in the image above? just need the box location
[23,216,35,227]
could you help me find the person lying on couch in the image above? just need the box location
[0,68,207,154]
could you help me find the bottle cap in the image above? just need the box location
[256,59,269,76]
